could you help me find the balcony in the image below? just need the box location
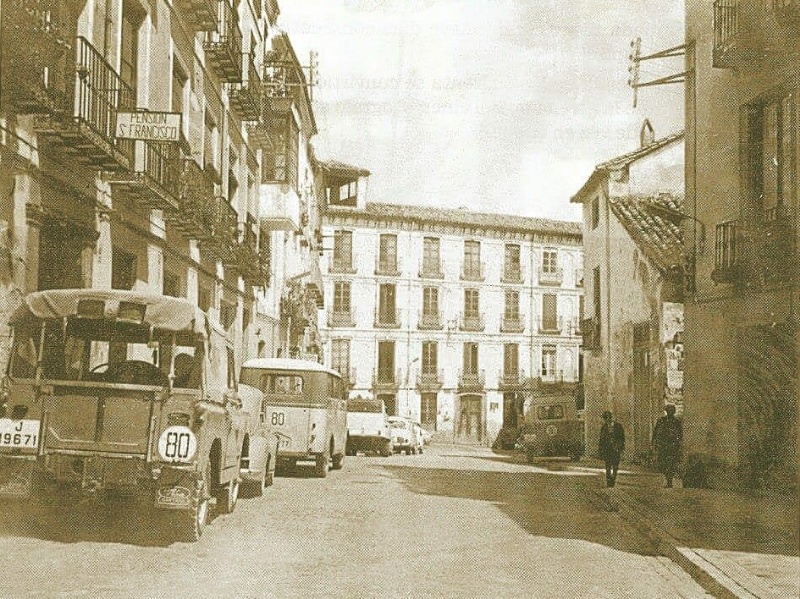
[459,313,485,332]
[565,318,581,337]
[460,263,485,282]
[538,267,564,286]
[246,121,272,149]
[169,159,217,240]
[538,317,563,335]
[176,0,219,31]
[713,0,739,67]
[417,311,443,330]
[229,53,262,122]
[225,220,262,283]
[374,308,401,329]
[375,259,401,277]
[329,259,357,274]
[498,369,526,390]
[711,220,741,284]
[108,140,182,211]
[417,369,444,391]
[260,185,300,231]
[712,1,798,68]
[501,268,524,284]
[500,315,525,333]
[30,36,135,171]
[580,317,601,350]
[372,368,401,392]
[327,311,355,328]
[203,0,243,83]
[419,261,444,279]
[458,369,485,393]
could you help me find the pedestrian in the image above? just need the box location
[652,404,682,488]
[598,410,625,487]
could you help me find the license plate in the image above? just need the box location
[155,486,192,508]
[0,419,40,449]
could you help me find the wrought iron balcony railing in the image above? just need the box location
[329,259,357,274]
[374,308,401,329]
[713,0,739,67]
[498,369,525,389]
[538,317,563,335]
[176,0,219,31]
[327,311,355,328]
[417,369,444,391]
[501,268,524,284]
[500,315,525,333]
[419,261,444,279]
[229,53,262,121]
[459,313,485,332]
[460,263,485,281]
[109,139,182,211]
[372,368,401,390]
[203,0,243,82]
[458,369,485,392]
[170,159,217,240]
[538,267,564,286]
[375,259,401,276]
[418,311,443,330]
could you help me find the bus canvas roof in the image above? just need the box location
[242,357,341,379]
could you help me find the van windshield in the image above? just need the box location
[348,400,383,413]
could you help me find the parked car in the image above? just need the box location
[387,416,420,455]
[237,384,281,497]
[346,397,392,456]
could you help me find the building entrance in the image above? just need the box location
[456,394,483,444]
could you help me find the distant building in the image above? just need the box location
[571,125,685,458]
[320,181,583,446]
[684,1,799,488]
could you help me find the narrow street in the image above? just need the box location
[0,445,710,599]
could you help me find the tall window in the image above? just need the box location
[172,63,188,123]
[378,234,398,273]
[377,340,395,381]
[421,341,438,374]
[591,196,600,229]
[541,345,557,377]
[464,288,479,317]
[504,290,520,319]
[120,1,144,95]
[331,339,350,380]
[422,237,441,276]
[714,221,738,270]
[204,112,219,173]
[542,249,559,274]
[112,247,136,290]
[542,293,558,331]
[263,115,298,191]
[757,95,795,215]
[378,283,396,324]
[332,230,353,271]
[503,343,519,375]
[504,244,521,279]
[333,281,351,313]
[463,240,481,278]
[463,342,479,374]
[593,266,601,320]
[422,287,438,315]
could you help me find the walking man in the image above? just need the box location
[652,404,682,488]
[599,411,625,487]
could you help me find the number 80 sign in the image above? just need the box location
[157,426,197,462]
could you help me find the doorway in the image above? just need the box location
[456,394,483,444]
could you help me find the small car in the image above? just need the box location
[387,416,420,455]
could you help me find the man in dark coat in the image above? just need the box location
[652,404,682,488]
[598,411,625,487]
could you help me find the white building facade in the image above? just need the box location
[321,196,583,446]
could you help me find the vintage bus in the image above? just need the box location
[519,394,585,462]
[240,358,348,478]
[0,289,249,541]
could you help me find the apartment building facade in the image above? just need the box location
[320,191,583,446]
[684,1,799,489]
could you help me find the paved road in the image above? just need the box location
[0,445,711,598]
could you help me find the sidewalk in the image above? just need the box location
[582,458,800,599]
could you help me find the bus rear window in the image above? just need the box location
[536,405,564,420]
[268,375,303,394]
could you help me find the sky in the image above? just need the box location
[278,0,685,222]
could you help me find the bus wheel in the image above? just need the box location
[175,461,210,542]
[332,452,344,470]
[216,478,239,515]
[315,451,329,478]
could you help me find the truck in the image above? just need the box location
[345,397,392,457]
[0,289,249,541]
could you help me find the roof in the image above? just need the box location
[317,159,370,180]
[327,202,582,238]
[241,357,341,378]
[11,289,220,336]
[608,194,685,272]
[571,131,685,203]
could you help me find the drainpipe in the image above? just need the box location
[604,183,613,416]
[528,233,536,423]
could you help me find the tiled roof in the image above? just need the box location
[571,131,685,202]
[316,159,371,178]
[609,194,685,272]
[327,202,582,238]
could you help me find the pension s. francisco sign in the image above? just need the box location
[116,111,182,142]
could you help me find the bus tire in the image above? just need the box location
[315,451,329,478]
[332,452,344,470]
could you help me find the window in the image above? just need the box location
[504,290,520,319]
[120,1,144,94]
[503,343,519,375]
[220,302,236,329]
[331,339,350,380]
[332,230,353,271]
[542,249,559,274]
[263,115,299,190]
[463,240,481,278]
[377,340,395,382]
[198,285,212,312]
[541,345,557,377]
[421,341,438,374]
[504,244,521,279]
[111,247,136,290]
[228,150,239,204]
[172,62,188,121]
[541,293,558,331]
[269,374,304,394]
[378,283,396,324]
[163,271,180,297]
[463,342,479,374]
[421,393,437,428]
[536,404,564,420]
[378,234,398,273]
[714,221,737,270]
[333,281,351,313]
[422,237,441,276]
[757,95,796,215]
[203,112,219,173]
[464,288,479,317]
[593,266,601,320]
[422,287,438,315]
[591,196,600,229]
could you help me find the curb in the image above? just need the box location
[589,482,780,599]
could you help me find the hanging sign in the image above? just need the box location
[116,111,182,142]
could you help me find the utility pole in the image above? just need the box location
[627,37,688,108]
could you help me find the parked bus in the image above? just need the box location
[518,394,584,462]
[239,358,348,478]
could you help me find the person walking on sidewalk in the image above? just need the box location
[652,404,682,488]
[599,411,625,487]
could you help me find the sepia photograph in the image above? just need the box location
[0,1,797,597]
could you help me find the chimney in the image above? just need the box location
[640,118,655,147]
